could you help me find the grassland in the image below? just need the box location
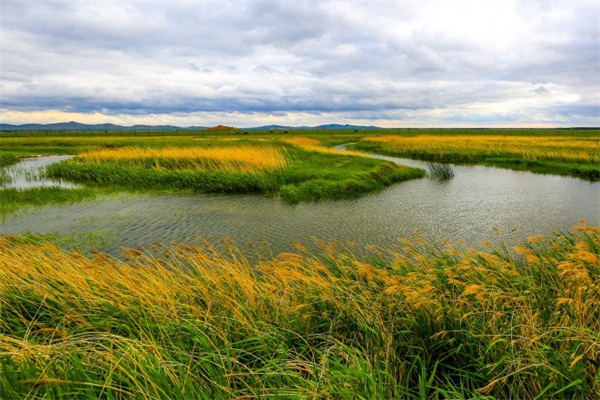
[0,135,423,208]
[353,135,600,181]
[0,169,10,186]
[0,224,598,399]
[0,134,347,211]
[77,145,288,173]
[0,153,19,168]
[0,129,598,212]
[36,137,423,203]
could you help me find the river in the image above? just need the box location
[1,150,598,255]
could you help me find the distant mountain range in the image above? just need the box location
[0,122,208,131]
[247,124,380,131]
[0,122,380,132]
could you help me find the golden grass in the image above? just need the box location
[362,135,600,164]
[283,136,364,156]
[77,145,288,174]
[1,224,598,398]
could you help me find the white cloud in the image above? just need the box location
[1,0,598,126]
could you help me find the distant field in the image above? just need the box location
[354,134,600,181]
[359,135,599,163]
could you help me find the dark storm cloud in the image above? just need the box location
[1,1,598,126]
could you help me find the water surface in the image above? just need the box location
[1,155,78,189]
[1,152,598,255]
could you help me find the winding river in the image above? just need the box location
[1,149,598,255]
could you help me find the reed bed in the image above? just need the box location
[1,224,598,399]
[0,153,18,185]
[78,145,288,174]
[283,136,364,157]
[45,140,423,203]
[360,135,599,164]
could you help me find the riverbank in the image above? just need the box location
[353,135,600,181]
[0,186,99,215]
[1,224,598,399]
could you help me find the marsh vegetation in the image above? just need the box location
[0,129,598,398]
[353,134,600,181]
[38,137,424,203]
[1,225,598,399]
[425,162,455,180]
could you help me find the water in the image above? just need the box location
[1,155,78,189]
[1,152,598,255]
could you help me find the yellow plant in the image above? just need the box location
[77,145,288,174]
[361,135,599,164]
[1,224,598,398]
[283,137,364,156]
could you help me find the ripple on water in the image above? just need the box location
[1,153,598,255]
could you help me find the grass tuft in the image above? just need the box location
[0,187,98,215]
[1,224,598,398]
[426,162,455,180]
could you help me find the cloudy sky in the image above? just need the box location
[1,1,598,127]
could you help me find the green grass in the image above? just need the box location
[278,147,424,202]
[44,142,424,203]
[0,169,10,186]
[0,224,598,399]
[352,137,600,181]
[0,186,99,215]
[0,152,19,185]
[0,152,19,168]
[484,158,600,181]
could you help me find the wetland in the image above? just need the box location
[1,129,599,399]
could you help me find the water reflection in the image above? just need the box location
[1,155,78,189]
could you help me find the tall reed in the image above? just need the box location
[1,224,598,398]
[283,136,365,156]
[78,145,288,174]
[0,169,11,186]
[425,162,455,180]
[45,140,423,203]
[360,135,599,164]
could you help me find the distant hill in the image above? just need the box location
[0,122,207,131]
[0,122,380,132]
[203,125,238,132]
[246,124,380,131]
[316,124,380,130]
[2,122,596,132]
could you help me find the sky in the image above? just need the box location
[1,0,598,128]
